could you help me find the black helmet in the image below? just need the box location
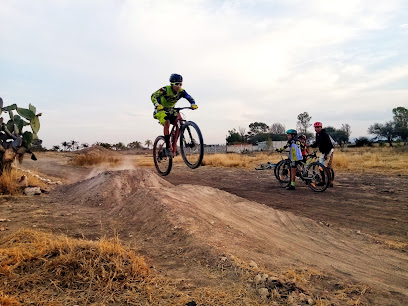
[298,134,306,140]
[169,74,183,83]
[286,129,297,136]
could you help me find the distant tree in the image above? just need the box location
[52,145,60,151]
[296,112,312,135]
[96,142,112,149]
[270,123,285,134]
[112,142,126,150]
[368,121,397,147]
[61,141,69,151]
[392,107,408,143]
[355,137,373,147]
[248,122,269,135]
[127,141,142,149]
[226,128,242,145]
[70,140,79,151]
[144,139,152,149]
[325,126,348,146]
[341,123,351,139]
[81,143,89,149]
[238,126,247,142]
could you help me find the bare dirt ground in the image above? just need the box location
[1,152,408,305]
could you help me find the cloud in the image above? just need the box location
[0,0,407,147]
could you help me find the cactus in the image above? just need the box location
[0,97,42,174]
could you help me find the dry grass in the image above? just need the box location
[0,168,48,195]
[198,147,408,174]
[69,152,122,166]
[0,230,269,305]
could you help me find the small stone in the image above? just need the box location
[258,287,269,298]
[261,273,269,282]
[249,260,258,269]
[24,187,42,196]
[254,274,263,284]
[307,297,315,305]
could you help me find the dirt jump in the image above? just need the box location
[1,153,408,304]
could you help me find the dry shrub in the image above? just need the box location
[69,152,121,166]
[0,229,150,304]
[202,153,274,168]
[0,230,269,305]
[0,168,47,195]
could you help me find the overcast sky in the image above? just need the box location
[1,0,407,148]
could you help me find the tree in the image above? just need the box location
[81,143,89,149]
[341,124,351,138]
[52,145,60,151]
[70,140,79,151]
[393,107,408,143]
[296,112,312,135]
[368,121,397,146]
[95,142,112,149]
[248,122,269,135]
[226,128,242,145]
[145,139,152,149]
[127,141,142,149]
[325,126,348,146]
[270,123,285,134]
[113,142,126,150]
[238,127,247,143]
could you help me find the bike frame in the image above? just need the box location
[169,113,184,155]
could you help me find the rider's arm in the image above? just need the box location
[181,90,196,105]
[151,87,166,107]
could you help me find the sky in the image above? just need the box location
[1,0,407,148]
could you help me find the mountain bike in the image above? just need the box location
[153,107,204,176]
[275,152,330,192]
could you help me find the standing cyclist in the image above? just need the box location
[276,129,303,190]
[151,74,198,156]
[310,122,334,186]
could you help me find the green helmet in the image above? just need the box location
[286,129,297,136]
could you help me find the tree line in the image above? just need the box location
[226,112,351,146]
[368,107,408,146]
[50,140,153,151]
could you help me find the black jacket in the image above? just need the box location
[311,129,333,154]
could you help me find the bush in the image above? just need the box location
[354,137,373,147]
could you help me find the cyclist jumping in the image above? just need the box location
[276,129,303,190]
[151,74,198,156]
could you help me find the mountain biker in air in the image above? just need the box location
[276,129,303,190]
[151,74,198,157]
[310,122,334,187]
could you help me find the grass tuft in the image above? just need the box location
[0,168,48,195]
[69,152,121,166]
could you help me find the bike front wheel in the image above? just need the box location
[305,162,330,192]
[153,136,173,176]
[180,121,204,169]
[275,159,291,188]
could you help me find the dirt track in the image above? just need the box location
[2,153,408,305]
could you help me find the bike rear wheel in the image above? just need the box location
[305,162,330,192]
[274,159,285,180]
[180,121,204,169]
[276,159,291,187]
[153,136,173,176]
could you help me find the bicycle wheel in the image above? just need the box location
[153,136,172,176]
[305,162,330,192]
[274,160,285,179]
[276,159,291,188]
[180,121,204,169]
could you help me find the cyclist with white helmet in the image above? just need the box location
[276,129,303,190]
[151,74,198,156]
[311,122,334,187]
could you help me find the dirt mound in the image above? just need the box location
[55,169,408,304]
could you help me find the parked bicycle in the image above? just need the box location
[153,107,204,176]
[275,151,331,192]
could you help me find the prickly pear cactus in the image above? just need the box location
[0,97,42,173]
